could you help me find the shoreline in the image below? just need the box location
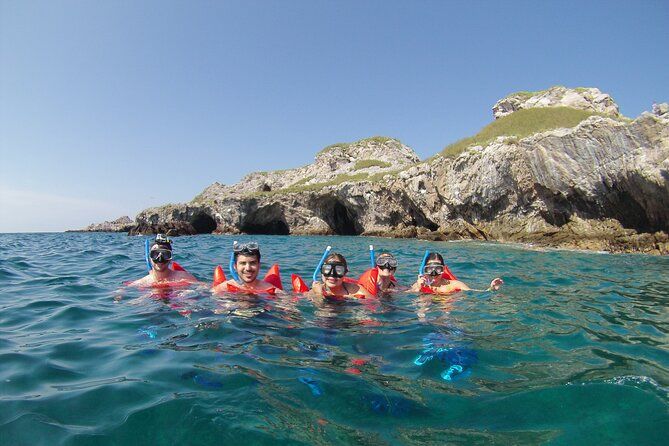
[56,229,669,256]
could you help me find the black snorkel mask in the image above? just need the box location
[150,248,172,264]
[233,241,260,257]
[376,256,398,270]
[321,263,347,278]
[423,264,444,277]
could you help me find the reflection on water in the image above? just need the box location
[0,233,668,445]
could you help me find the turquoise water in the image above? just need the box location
[1,233,668,445]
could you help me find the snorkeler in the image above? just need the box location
[128,234,198,287]
[410,252,503,295]
[310,253,373,299]
[212,242,283,295]
[375,252,404,294]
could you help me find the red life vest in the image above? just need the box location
[419,265,460,295]
[212,263,283,295]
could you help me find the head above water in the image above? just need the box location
[423,252,445,277]
[150,234,173,268]
[321,253,348,279]
[233,241,261,263]
[375,252,397,270]
[233,242,261,284]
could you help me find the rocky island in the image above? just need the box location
[84,87,669,254]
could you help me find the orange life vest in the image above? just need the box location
[212,263,283,295]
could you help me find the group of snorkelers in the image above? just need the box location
[128,234,503,297]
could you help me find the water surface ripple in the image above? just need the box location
[1,233,668,445]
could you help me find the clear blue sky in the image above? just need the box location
[1,0,667,232]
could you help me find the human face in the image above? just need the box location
[150,244,171,272]
[423,261,444,282]
[376,256,397,278]
[321,262,346,288]
[235,254,260,283]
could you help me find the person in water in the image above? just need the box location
[410,252,503,294]
[375,252,403,294]
[212,242,282,294]
[311,253,373,298]
[128,234,198,287]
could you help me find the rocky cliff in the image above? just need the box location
[71,216,135,232]
[492,86,620,119]
[99,88,669,254]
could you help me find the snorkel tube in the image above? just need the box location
[369,245,375,268]
[312,246,332,283]
[229,241,241,282]
[418,250,429,277]
[144,239,152,272]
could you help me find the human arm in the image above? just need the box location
[309,281,323,296]
[464,277,504,292]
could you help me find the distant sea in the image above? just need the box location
[1,233,668,445]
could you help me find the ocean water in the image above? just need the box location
[1,233,668,445]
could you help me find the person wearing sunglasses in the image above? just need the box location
[128,234,198,287]
[311,253,372,298]
[410,252,503,295]
[212,242,282,295]
[375,252,402,294]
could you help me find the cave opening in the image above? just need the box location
[329,201,361,235]
[240,204,290,235]
[190,213,217,234]
[241,219,290,235]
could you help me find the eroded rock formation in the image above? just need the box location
[106,87,669,254]
[492,86,620,119]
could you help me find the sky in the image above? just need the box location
[1,0,667,232]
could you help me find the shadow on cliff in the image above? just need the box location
[316,197,362,235]
[240,203,290,235]
[191,212,217,234]
[535,173,669,233]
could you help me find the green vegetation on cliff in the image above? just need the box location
[317,136,399,155]
[504,86,589,100]
[354,159,392,170]
[440,107,619,158]
[253,168,403,197]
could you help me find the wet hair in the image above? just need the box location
[426,252,444,265]
[324,252,348,271]
[234,249,261,262]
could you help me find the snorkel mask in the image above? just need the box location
[423,264,444,276]
[376,256,398,270]
[150,234,173,264]
[150,248,172,264]
[421,263,444,286]
[321,262,347,278]
[233,241,260,257]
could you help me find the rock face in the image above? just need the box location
[75,216,134,232]
[127,87,669,254]
[653,102,668,117]
[492,86,620,119]
[193,137,419,198]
